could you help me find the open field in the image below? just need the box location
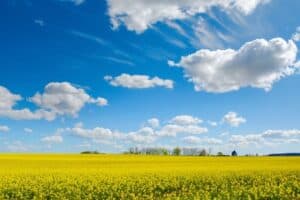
[0,155,299,199]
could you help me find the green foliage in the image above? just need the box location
[172,147,181,156]
[199,149,208,156]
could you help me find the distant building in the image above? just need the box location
[231,150,238,156]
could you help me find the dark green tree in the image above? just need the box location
[199,149,207,156]
[231,150,238,156]
[173,147,181,156]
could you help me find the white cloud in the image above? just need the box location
[127,127,156,144]
[169,38,297,93]
[59,116,300,152]
[90,97,108,107]
[66,115,208,146]
[158,115,208,137]
[0,83,107,121]
[0,108,56,121]
[170,115,202,126]
[0,125,10,132]
[24,128,33,133]
[0,86,22,109]
[0,86,56,121]
[158,124,208,137]
[147,118,160,128]
[105,74,174,89]
[292,27,300,42]
[30,82,107,117]
[222,112,246,127]
[107,0,270,33]
[229,134,264,146]
[68,123,156,145]
[183,136,222,145]
[262,129,300,138]
[41,135,63,144]
[67,122,122,141]
[153,115,207,137]
[229,129,300,147]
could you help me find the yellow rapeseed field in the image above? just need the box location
[0,154,299,199]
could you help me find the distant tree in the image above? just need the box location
[199,149,207,156]
[173,147,181,156]
[231,150,238,156]
[217,152,224,156]
[129,147,135,154]
[80,151,99,154]
[162,149,169,156]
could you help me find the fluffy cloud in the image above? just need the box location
[0,109,56,121]
[107,0,270,33]
[89,97,108,106]
[292,27,300,42]
[222,112,246,127]
[170,115,202,126]
[0,86,22,109]
[67,122,122,141]
[30,82,107,117]
[127,127,156,144]
[0,86,56,121]
[41,135,63,144]
[0,125,10,132]
[158,124,208,137]
[146,118,160,128]
[169,38,298,93]
[158,115,207,137]
[105,74,174,89]
[0,83,107,121]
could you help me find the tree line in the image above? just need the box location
[124,147,239,156]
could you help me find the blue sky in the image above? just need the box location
[0,0,300,154]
